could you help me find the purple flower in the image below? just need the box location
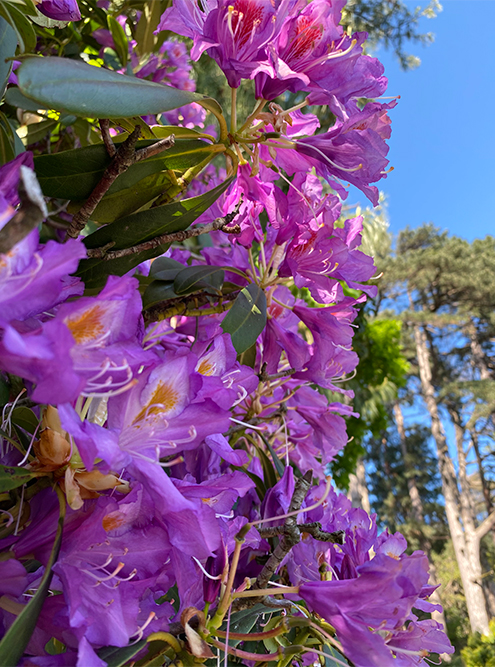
[38,0,81,21]
[157,0,293,87]
[294,101,397,205]
[0,236,86,323]
[0,153,35,227]
[299,552,432,667]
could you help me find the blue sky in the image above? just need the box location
[356,0,495,243]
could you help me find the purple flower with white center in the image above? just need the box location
[37,0,81,21]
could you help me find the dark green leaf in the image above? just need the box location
[174,265,224,296]
[0,0,36,53]
[33,139,213,200]
[108,15,128,68]
[221,604,273,648]
[0,113,15,164]
[149,257,186,280]
[5,86,49,111]
[77,177,234,289]
[0,16,16,98]
[25,118,58,145]
[17,57,214,118]
[231,465,266,501]
[0,489,65,667]
[89,170,176,223]
[221,283,267,354]
[110,116,155,139]
[97,640,147,667]
[322,645,350,666]
[0,465,41,492]
[143,281,179,309]
[11,406,39,434]
[260,433,286,477]
[256,443,278,489]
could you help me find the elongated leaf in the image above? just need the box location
[33,139,212,200]
[0,17,16,99]
[5,86,49,111]
[108,15,128,68]
[174,265,224,296]
[0,489,65,667]
[221,283,267,354]
[0,113,15,164]
[0,465,42,492]
[12,406,39,434]
[77,177,233,288]
[149,257,186,280]
[97,640,147,667]
[142,281,178,309]
[153,125,214,140]
[24,118,58,145]
[17,57,214,118]
[87,170,176,223]
[0,0,36,53]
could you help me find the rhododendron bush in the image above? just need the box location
[0,1,454,665]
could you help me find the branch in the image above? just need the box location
[232,471,312,612]
[0,167,48,254]
[144,290,239,324]
[476,509,495,541]
[65,127,175,239]
[257,522,344,544]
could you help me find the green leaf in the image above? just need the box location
[0,16,16,98]
[25,118,58,145]
[259,433,286,477]
[0,465,42,492]
[256,443,278,489]
[221,283,267,354]
[134,0,160,56]
[0,0,36,53]
[173,265,225,296]
[97,641,147,667]
[89,170,176,223]
[0,113,15,164]
[76,177,234,289]
[11,406,39,434]
[149,257,186,281]
[142,281,179,309]
[221,604,273,648]
[33,138,213,200]
[322,645,350,666]
[153,125,214,141]
[110,116,156,139]
[5,86,49,111]
[17,57,215,118]
[107,15,128,68]
[0,488,65,667]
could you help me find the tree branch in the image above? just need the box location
[232,471,312,612]
[144,290,239,324]
[65,127,175,240]
[476,509,495,541]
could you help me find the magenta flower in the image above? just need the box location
[294,101,397,205]
[157,0,293,87]
[0,153,35,227]
[38,0,81,21]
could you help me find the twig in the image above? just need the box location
[232,471,313,612]
[65,128,176,239]
[258,362,296,382]
[86,201,243,261]
[258,522,344,544]
[99,119,116,157]
[0,167,48,254]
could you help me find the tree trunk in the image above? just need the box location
[348,458,371,514]
[413,323,490,634]
[393,400,450,655]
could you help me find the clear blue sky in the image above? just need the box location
[364,0,495,242]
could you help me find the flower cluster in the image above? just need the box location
[0,0,453,665]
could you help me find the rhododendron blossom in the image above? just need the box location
[0,0,454,665]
